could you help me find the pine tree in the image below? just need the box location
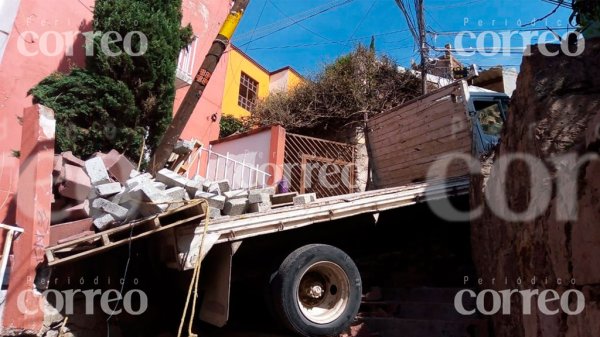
[29,0,193,160]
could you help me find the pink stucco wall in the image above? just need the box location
[0,0,94,224]
[177,0,231,147]
[0,0,231,224]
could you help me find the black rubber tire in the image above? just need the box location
[270,244,362,337]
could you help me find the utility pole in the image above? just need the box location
[417,0,427,95]
[149,0,250,174]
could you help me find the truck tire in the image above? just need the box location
[270,244,362,337]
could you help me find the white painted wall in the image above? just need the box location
[269,71,289,93]
[207,129,272,189]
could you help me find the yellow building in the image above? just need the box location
[222,45,304,119]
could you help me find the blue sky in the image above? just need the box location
[231,0,574,75]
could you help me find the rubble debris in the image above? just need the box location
[49,148,321,246]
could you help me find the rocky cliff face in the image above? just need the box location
[470,39,600,337]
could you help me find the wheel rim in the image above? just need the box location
[296,261,350,324]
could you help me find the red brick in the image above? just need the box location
[62,151,85,167]
[104,152,135,183]
[58,164,91,201]
[49,218,94,246]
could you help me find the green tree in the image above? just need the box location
[219,114,247,138]
[30,0,193,159]
[248,45,421,142]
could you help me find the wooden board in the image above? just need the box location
[45,200,206,266]
[367,81,472,188]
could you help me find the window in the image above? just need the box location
[238,72,259,111]
[474,100,505,137]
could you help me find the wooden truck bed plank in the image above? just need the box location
[200,177,470,244]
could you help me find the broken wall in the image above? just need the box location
[470,40,600,336]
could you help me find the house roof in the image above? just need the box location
[230,44,303,79]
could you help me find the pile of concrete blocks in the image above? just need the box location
[50,149,322,245]
[50,151,195,241]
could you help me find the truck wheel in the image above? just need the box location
[271,244,362,337]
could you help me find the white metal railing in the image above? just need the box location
[175,37,199,86]
[185,145,271,190]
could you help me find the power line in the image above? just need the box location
[348,0,377,40]
[428,26,572,35]
[267,0,334,42]
[235,0,355,46]
[245,29,411,51]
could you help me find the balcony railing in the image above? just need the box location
[175,37,198,89]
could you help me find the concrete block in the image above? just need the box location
[58,164,92,201]
[224,190,248,200]
[248,202,271,213]
[91,198,128,220]
[207,182,221,195]
[293,193,317,206]
[215,180,231,193]
[153,182,167,190]
[93,213,115,231]
[174,140,195,154]
[207,195,227,210]
[95,182,122,197]
[50,218,94,246]
[156,168,189,188]
[110,188,127,205]
[250,187,276,196]
[195,191,217,200]
[165,187,187,211]
[85,157,111,185]
[202,180,212,192]
[129,169,140,178]
[271,192,298,205]
[123,185,172,217]
[208,207,222,219]
[185,179,203,196]
[248,192,270,204]
[223,198,248,216]
[125,173,152,188]
[62,151,85,167]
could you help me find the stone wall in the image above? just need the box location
[470,39,600,337]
